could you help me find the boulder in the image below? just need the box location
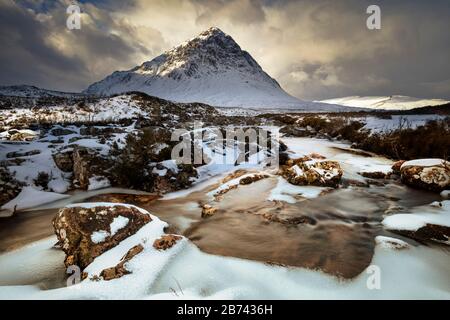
[53,203,152,270]
[391,160,406,174]
[281,156,343,188]
[53,150,74,172]
[73,147,111,190]
[0,166,22,208]
[9,130,37,141]
[400,159,450,192]
[201,204,217,218]
[390,224,449,245]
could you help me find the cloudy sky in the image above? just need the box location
[1,0,449,100]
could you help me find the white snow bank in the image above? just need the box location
[400,158,447,169]
[0,187,69,215]
[320,95,449,111]
[0,230,449,299]
[383,200,450,231]
[375,236,410,250]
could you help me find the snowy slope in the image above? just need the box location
[0,85,82,98]
[84,27,349,111]
[319,95,449,111]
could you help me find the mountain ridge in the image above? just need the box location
[83,27,350,111]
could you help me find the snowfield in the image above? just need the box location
[320,95,449,111]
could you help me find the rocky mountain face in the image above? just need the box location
[84,27,347,111]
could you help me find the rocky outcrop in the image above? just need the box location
[400,159,450,192]
[53,204,151,270]
[280,156,343,188]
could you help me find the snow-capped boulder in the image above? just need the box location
[201,204,217,218]
[8,129,38,141]
[53,203,152,270]
[400,159,450,192]
[281,156,343,188]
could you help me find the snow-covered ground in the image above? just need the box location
[0,220,448,299]
[359,114,446,133]
[0,95,147,126]
[320,95,449,111]
[0,136,449,299]
[383,200,450,232]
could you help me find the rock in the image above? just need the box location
[391,160,406,174]
[72,147,111,190]
[85,193,160,206]
[100,244,144,280]
[53,204,151,270]
[239,174,269,185]
[6,150,40,158]
[375,236,410,250]
[281,156,343,188]
[400,159,450,192]
[9,132,36,141]
[80,126,124,136]
[153,234,182,250]
[52,150,74,172]
[359,171,389,179]
[51,128,76,136]
[262,213,317,225]
[390,224,450,245]
[0,166,22,208]
[279,125,309,137]
[201,204,217,218]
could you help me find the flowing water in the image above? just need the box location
[0,138,444,290]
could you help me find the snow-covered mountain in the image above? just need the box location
[0,85,82,98]
[84,27,348,111]
[319,95,449,111]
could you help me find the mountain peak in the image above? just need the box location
[197,26,226,38]
[84,28,346,110]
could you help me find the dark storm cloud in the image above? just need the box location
[0,0,165,91]
[0,0,449,99]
